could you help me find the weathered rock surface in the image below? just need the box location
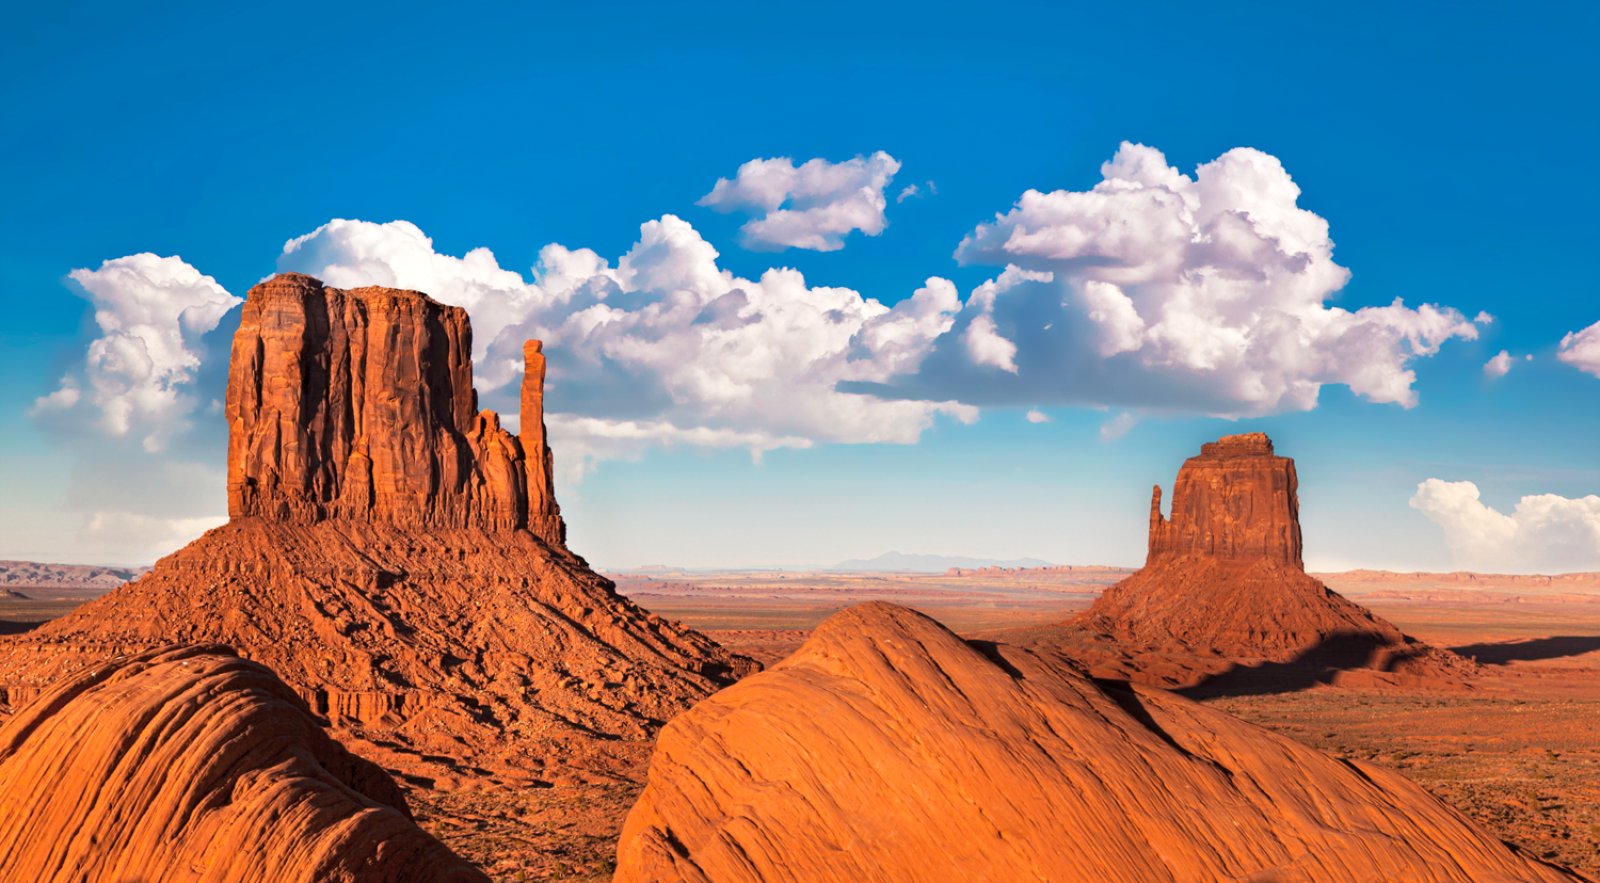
[0,645,483,882]
[227,273,565,543]
[1146,432,1302,564]
[615,602,1579,883]
[0,274,753,778]
[1008,433,1469,690]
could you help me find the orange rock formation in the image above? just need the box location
[1015,433,1468,689]
[227,273,564,543]
[615,602,1578,883]
[0,645,483,882]
[0,274,753,778]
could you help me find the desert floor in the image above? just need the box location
[5,570,1598,881]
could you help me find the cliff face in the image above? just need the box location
[1147,432,1302,565]
[0,274,749,779]
[615,604,1576,883]
[0,645,483,882]
[226,273,564,544]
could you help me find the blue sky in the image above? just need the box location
[2,0,1596,571]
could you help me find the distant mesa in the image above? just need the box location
[0,273,755,780]
[1002,432,1471,691]
[0,645,483,882]
[615,602,1577,882]
[0,591,28,601]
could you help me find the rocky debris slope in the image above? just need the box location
[615,603,1579,883]
[0,274,754,779]
[1011,433,1469,690]
[0,645,483,882]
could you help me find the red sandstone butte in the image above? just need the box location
[0,645,484,882]
[0,274,754,778]
[1003,433,1469,690]
[226,273,565,545]
[615,602,1578,883]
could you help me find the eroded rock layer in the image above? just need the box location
[1019,433,1468,689]
[615,603,1578,883]
[0,274,753,777]
[0,645,483,882]
[227,273,565,544]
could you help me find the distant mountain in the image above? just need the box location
[0,560,147,590]
[829,551,1055,573]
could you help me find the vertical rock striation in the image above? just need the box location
[226,273,566,543]
[1146,432,1302,565]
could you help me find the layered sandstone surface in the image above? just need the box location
[1013,433,1468,689]
[0,274,753,777]
[0,645,482,882]
[616,603,1578,883]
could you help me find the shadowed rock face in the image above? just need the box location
[0,645,484,883]
[615,603,1579,883]
[1046,433,1470,689]
[0,274,754,778]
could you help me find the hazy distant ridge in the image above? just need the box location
[829,551,1056,573]
[0,560,147,589]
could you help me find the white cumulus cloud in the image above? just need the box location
[698,152,901,251]
[860,142,1479,415]
[31,254,240,451]
[279,215,975,471]
[1410,479,1600,573]
[1558,320,1600,377]
[1483,350,1513,378]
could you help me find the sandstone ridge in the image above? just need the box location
[615,602,1578,883]
[0,645,483,882]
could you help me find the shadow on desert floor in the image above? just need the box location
[1448,635,1600,665]
[1178,631,1432,700]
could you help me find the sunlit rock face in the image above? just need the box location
[615,603,1576,883]
[0,645,485,883]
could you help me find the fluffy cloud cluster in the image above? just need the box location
[1558,320,1600,377]
[1411,479,1600,573]
[31,254,240,450]
[1483,350,1513,378]
[279,215,974,478]
[698,152,901,251]
[860,142,1480,416]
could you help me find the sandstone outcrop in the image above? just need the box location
[615,602,1579,883]
[227,273,565,544]
[1008,433,1468,690]
[0,645,483,882]
[0,274,753,778]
